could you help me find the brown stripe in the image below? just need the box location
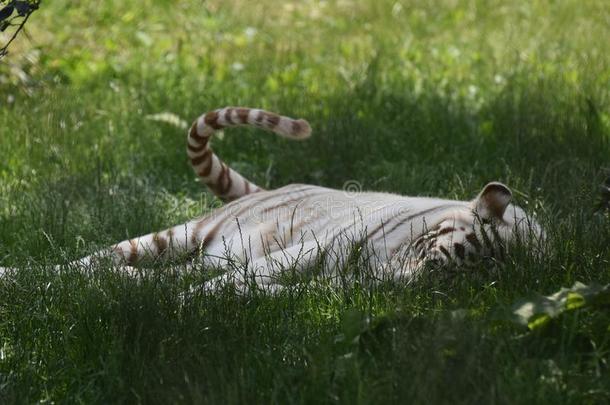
[223,166,233,197]
[189,124,207,144]
[244,179,251,194]
[188,142,207,153]
[291,120,302,135]
[190,152,209,166]
[128,239,138,265]
[204,111,223,129]
[197,150,214,177]
[222,164,231,194]
[369,205,460,241]
[236,108,250,124]
[191,217,212,247]
[224,108,235,124]
[465,233,482,251]
[438,246,451,260]
[414,236,426,249]
[213,163,227,194]
[266,113,280,127]
[199,218,228,252]
[454,243,465,260]
[153,233,168,256]
[381,207,455,239]
[264,186,328,213]
[226,176,261,201]
[363,221,390,242]
[213,164,231,198]
[261,199,298,214]
[437,227,455,236]
[255,110,265,123]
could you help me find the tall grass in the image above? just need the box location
[1,0,609,403]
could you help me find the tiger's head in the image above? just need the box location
[414,182,545,268]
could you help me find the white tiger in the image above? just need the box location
[0,107,545,292]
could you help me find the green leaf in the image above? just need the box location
[565,292,585,310]
[527,314,551,330]
[512,282,610,329]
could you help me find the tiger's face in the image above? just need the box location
[415,182,545,267]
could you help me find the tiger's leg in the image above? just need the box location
[70,216,216,270]
[200,240,321,294]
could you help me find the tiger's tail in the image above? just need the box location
[187,107,311,202]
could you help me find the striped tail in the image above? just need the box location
[187,107,312,202]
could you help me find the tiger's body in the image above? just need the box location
[1,107,544,292]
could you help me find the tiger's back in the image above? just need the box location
[104,178,542,291]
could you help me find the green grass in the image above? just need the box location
[1,0,609,403]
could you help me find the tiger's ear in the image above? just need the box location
[473,182,512,221]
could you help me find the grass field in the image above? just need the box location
[1,0,609,403]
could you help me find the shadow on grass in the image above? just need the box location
[0,68,609,403]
